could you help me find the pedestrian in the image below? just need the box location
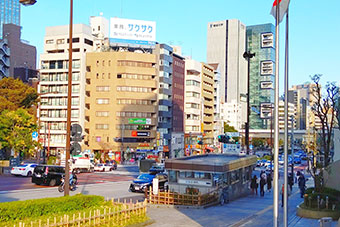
[298,172,306,198]
[288,173,294,192]
[267,173,272,192]
[260,171,266,196]
[250,175,258,195]
[281,183,291,207]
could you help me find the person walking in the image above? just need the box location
[288,173,294,192]
[267,173,272,192]
[251,175,258,195]
[260,171,266,196]
[298,172,306,198]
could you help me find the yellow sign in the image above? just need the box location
[201,123,204,133]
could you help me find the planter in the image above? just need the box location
[297,203,340,220]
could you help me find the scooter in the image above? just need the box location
[58,174,78,193]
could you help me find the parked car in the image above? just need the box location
[94,163,112,172]
[11,163,37,177]
[105,160,117,170]
[31,165,65,186]
[129,173,168,193]
[294,156,302,164]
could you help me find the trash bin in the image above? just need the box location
[319,217,332,227]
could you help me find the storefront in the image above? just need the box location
[165,154,257,200]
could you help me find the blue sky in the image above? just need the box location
[21,0,340,90]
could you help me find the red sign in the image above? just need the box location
[163,146,169,153]
[131,131,137,137]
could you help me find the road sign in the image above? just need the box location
[32,131,38,139]
[225,132,240,137]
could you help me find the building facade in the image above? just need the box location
[0,38,9,78]
[2,24,36,77]
[38,24,94,156]
[246,23,275,130]
[278,99,296,130]
[0,0,20,39]
[201,63,214,144]
[84,51,158,162]
[154,44,173,157]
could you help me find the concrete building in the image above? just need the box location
[222,100,243,131]
[171,52,185,158]
[201,63,215,145]
[0,39,9,78]
[278,99,296,130]
[0,0,20,39]
[84,51,158,162]
[2,24,36,78]
[89,15,109,52]
[207,19,247,125]
[38,24,94,156]
[246,23,275,130]
[154,44,173,158]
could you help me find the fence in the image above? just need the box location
[14,198,147,227]
[146,187,219,206]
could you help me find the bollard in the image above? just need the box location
[326,196,329,209]
[317,195,320,210]
[304,194,308,206]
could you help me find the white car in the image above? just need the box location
[11,163,38,177]
[94,163,112,172]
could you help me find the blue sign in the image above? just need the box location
[32,131,38,139]
[249,145,254,150]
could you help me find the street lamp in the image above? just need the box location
[243,51,255,155]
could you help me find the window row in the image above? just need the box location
[96,98,109,104]
[40,109,79,118]
[116,124,152,130]
[117,73,154,80]
[116,86,153,93]
[185,103,200,109]
[40,122,67,131]
[117,60,154,68]
[186,80,200,87]
[186,91,200,98]
[41,97,79,106]
[96,86,110,92]
[178,171,211,180]
[185,126,200,132]
[116,112,153,118]
[41,59,80,70]
[96,124,109,130]
[40,72,80,82]
[40,84,80,94]
[117,99,153,105]
[96,111,109,117]
[46,38,93,46]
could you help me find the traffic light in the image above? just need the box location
[70,124,83,156]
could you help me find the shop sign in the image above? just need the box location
[178,179,212,186]
[128,118,151,125]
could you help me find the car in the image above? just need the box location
[31,165,65,186]
[264,160,273,168]
[94,163,112,172]
[11,163,37,177]
[294,156,302,164]
[105,160,117,170]
[266,164,274,173]
[260,159,267,167]
[129,173,168,193]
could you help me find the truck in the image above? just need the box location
[71,156,94,173]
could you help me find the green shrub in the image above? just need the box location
[0,194,104,222]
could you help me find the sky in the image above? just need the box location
[20,0,340,92]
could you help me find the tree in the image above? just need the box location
[0,108,39,158]
[309,74,339,191]
[252,138,266,148]
[0,77,38,114]
[223,122,239,142]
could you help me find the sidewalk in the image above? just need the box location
[147,179,339,226]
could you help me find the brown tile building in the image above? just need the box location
[84,51,158,162]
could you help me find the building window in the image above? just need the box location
[96,86,110,92]
[84,38,93,46]
[56,39,64,44]
[46,39,54,44]
[261,32,274,48]
[96,98,109,104]
[96,111,109,117]
[261,61,274,75]
[96,124,109,130]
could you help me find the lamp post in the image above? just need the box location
[243,51,255,155]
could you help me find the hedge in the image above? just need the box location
[0,194,104,222]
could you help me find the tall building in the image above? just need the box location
[207,19,247,125]
[171,52,185,158]
[84,51,158,162]
[0,39,9,78]
[38,24,94,156]
[0,0,20,39]
[246,23,275,130]
[278,99,296,130]
[2,23,36,77]
[288,83,317,130]
[154,44,173,157]
[222,100,243,131]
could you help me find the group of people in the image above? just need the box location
[250,171,272,196]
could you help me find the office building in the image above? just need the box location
[246,23,275,130]
[84,51,158,162]
[171,52,185,158]
[0,0,20,39]
[38,24,94,156]
[222,100,243,131]
[154,44,173,157]
[1,24,36,78]
[207,19,247,125]
[278,99,296,130]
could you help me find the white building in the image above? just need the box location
[184,58,202,135]
[38,24,94,156]
[207,19,247,125]
[222,100,243,131]
[89,15,109,51]
[278,100,296,130]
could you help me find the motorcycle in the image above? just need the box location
[58,174,78,193]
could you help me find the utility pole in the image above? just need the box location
[243,51,255,155]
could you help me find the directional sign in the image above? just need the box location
[32,131,38,139]
[225,132,240,137]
